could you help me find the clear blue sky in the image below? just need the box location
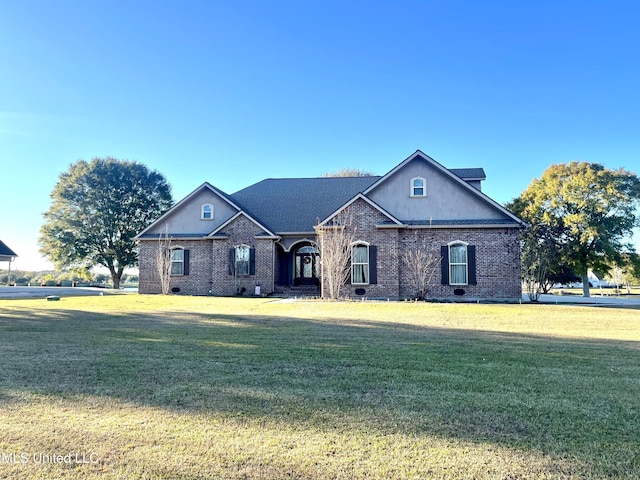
[1,0,638,271]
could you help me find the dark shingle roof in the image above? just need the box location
[0,240,18,258]
[231,176,380,233]
[230,169,489,233]
[450,168,486,180]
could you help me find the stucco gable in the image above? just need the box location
[136,182,243,238]
[364,150,524,226]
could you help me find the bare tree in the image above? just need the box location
[156,225,172,295]
[605,266,625,294]
[322,168,375,177]
[315,208,356,300]
[522,256,547,302]
[401,232,440,300]
[519,227,549,301]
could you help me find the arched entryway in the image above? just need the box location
[293,245,320,286]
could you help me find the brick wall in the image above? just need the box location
[322,199,522,301]
[139,239,214,295]
[140,202,521,300]
[210,215,275,296]
[397,228,522,301]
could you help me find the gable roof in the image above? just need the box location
[449,168,486,181]
[208,211,278,238]
[364,150,524,226]
[317,193,403,227]
[0,240,17,260]
[230,176,379,233]
[135,182,244,239]
[137,150,523,239]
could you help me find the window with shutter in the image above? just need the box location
[171,248,184,275]
[441,242,477,286]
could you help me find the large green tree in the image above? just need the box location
[40,158,173,289]
[512,161,640,297]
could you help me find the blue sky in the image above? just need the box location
[1,0,639,271]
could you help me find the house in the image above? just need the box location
[136,150,525,300]
[0,240,18,285]
[0,240,17,263]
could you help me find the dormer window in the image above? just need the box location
[201,203,214,220]
[410,177,426,197]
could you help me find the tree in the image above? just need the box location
[322,168,375,177]
[507,197,580,296]
[400,231,441,300]
[315,208,356,300]
[511,162,640,297]
[606,253,640,294]
[40,158,173,289]
[156,225,173,295]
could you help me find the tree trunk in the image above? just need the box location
[581,267,590,298]
[108,266,122,290]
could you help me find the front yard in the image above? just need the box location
[0,296,638,479]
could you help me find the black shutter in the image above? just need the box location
[228,248,235,275]
[468,245,477,285]
[369,245,377,284]
[183,249,190,276]
[440,245,449,285]
[249,248,256,275]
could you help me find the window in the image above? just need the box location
[201,203,214,220]
[449,243,468,285]
[351,243,370,285]
[235,245,250,276]
[171,248,184,275]
[411,177,426,197]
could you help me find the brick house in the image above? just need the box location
[136,150,525,300]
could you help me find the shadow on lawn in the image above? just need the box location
[1,306,639,476]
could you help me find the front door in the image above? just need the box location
[294,246,319,286]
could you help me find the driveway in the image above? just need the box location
[0,286,120,299]
[523,292,640,307]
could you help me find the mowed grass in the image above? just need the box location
[0,296,638,479]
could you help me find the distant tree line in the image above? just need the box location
[0,269,139,287]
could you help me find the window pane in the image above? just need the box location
[354,264,369,284]
[353,245,368,263]
[450,245,467,263]
[450,265,466,284]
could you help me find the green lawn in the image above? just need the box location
[0,296,638,479]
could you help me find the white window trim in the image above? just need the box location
[170,246,185,276]
[410,176,427,198]
[201,203,214,220]
[351,241,370,286]
[448,241,468,286]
